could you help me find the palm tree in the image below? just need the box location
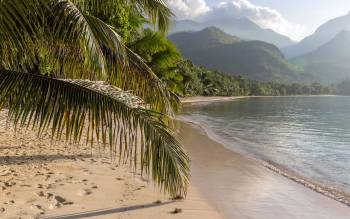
[0,0,189,197]
[129,28,183,94]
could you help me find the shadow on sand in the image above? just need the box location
[0,154,92,165]
[42,201,175,219]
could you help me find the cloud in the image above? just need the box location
[166,0,307,40]
[166,0,210,20]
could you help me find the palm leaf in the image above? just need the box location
[52,0,179,114]
[69,0,173,32]
[0,70,189,197]
[0,0,179,115]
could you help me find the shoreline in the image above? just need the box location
[181,95,340,104]
[177,120,350,218]
[179,95,350,211]
[179,116,350,208]
[180,96,248,104]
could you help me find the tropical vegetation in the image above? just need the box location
[175,60,331,97]
[0,0,189,197]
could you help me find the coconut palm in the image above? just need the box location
[0,0,189,197]
[129,28,183,94]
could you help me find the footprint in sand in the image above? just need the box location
[36,191,45,197]
[78,189,92,196]
[4,181,16,188]
[30,204,44,215]
[82,170,94,175]
[48,202,61,210]
[54,195,74,205]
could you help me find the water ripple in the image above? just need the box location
[182,96,350,194]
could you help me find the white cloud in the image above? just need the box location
[166,0,307,41]
[166,0,210,20]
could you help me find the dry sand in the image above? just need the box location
[180,96,246,104]
[0,109,223,219]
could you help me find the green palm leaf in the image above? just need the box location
[0,0,179,115]
[69,0,172,33]
[0,70,189,197]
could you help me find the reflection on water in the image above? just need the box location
[181,96,350,193]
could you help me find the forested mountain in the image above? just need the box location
[283,12,350,58]
[168,27,240,55]
[291,30,350,84]
[170,18,295,48]
[176,60,330,97]
[169,28,317,84]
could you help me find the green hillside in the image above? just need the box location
[168,27,240,53]
[169,27,317,84]
[292,30,350,84]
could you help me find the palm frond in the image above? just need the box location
[0,70,189,197]
[70,0,173,32]
[0,0,43,47]
[52,0,114,78]
[0,0,179,115]
[135,0,173,32]
[52,5,180,115]
[114,48,180,116]
[0,0,46,71]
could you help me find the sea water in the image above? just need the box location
[181,96,350,194]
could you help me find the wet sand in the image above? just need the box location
[179,121,350,219]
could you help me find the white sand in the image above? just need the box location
[181,96,246,104]
[0,110,223,219]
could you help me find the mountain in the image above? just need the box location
[170,18,295,48]
[283,12,350,58]
[168,27,240,54]
[291,30,350,84]
[169,28,317,83]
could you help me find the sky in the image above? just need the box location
[166,0,350,41]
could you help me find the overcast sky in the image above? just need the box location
[166,0,350,41]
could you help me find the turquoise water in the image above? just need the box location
[181,96,350,193]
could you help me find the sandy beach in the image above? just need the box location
[2,95,350,218]
[0,109,223,219]
[180,96,247,104]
